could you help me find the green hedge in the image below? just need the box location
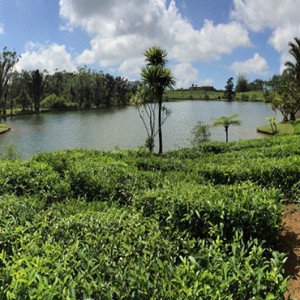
[132,182,282,244]
[0,134,297,298]
[0,161,70,203]
[198,156,299,195]
[0,196,287,299]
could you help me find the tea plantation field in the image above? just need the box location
[0,134,299,299]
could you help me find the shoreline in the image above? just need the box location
[0,125,11,135]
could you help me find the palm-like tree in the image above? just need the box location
[284,37,300,120]
[285,37,300,86]
[212,114,242,143]
[141,46,175,153]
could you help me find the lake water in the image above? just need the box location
[0,100,281,159]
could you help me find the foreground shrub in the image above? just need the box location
[198,156,300,195]
[0,197,287,299]
[132,181,283,244]
[0,161,70,202]
[64,158,136,203]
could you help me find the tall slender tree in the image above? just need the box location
[131,85,171,152]
[285,37,300,86]
[0,47,19,116]
[235,74,249,93]
[28,70,45,112]
[141,46,175,153]
[224,77,235,101]
[284,37,300,120]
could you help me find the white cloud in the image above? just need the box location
[230,53,269,75]
[119,57,144,77]
[0,23,4,35]
[170,20,251,62]
[231,0,300,32]
[60,0,251,78]
[16,42,76,73]
[269,24,300,72]
[231,0,300,72]
[172,63,199,88]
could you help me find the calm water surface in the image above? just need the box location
[0,101,281,159]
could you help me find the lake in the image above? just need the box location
[0,100,281,159]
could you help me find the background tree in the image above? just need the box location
[141,46,175,153]
[212,114,242,142]
[248,79,265,91]
[28,69,45,112]
[15,90,31,111]
[283,37,300,120]
[268,73,299,122]
[224,77,235,101]
[0,47,19,116]
[103,73,116,107]
[285,37,300,86]
[235,74,249,93]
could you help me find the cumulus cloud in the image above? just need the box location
[59,0,251,77]
[172,63,199,88]
[16,42,76,73]
[170,20,251,62]
[230,53,268,75]
[231,0,300,72]
[231,0,300,32]
[0,23,4,35]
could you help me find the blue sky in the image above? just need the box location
[0,0,299,89]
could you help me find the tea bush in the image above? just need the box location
[0,197,287,299]
[0,134,298,298]
[199,156,300,194]
[0,160,70,202]
[132,181,283,244]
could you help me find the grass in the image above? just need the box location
[164,89,266,102]
[294,118,300,134]
[257,120,299,135]
[164,89,223,101]
[0,123,10,134]
[234,91,266,102]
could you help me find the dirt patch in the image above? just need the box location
[281,203,300,299]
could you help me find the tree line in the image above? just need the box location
[0,49,139,116]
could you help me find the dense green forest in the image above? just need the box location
[0,134,299,298]
[7,68,139,113]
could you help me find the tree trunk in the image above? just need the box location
[290,112,296,121]
[2,98,6,117]
[158,99,163,154]
[225,126,229,143]
[282,115,288,122]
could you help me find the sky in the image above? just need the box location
[0,0,300,89]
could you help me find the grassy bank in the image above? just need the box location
[0,123,10,134]
[0,134,299,298]
[257,119,300,135]
[164,89,266,102]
